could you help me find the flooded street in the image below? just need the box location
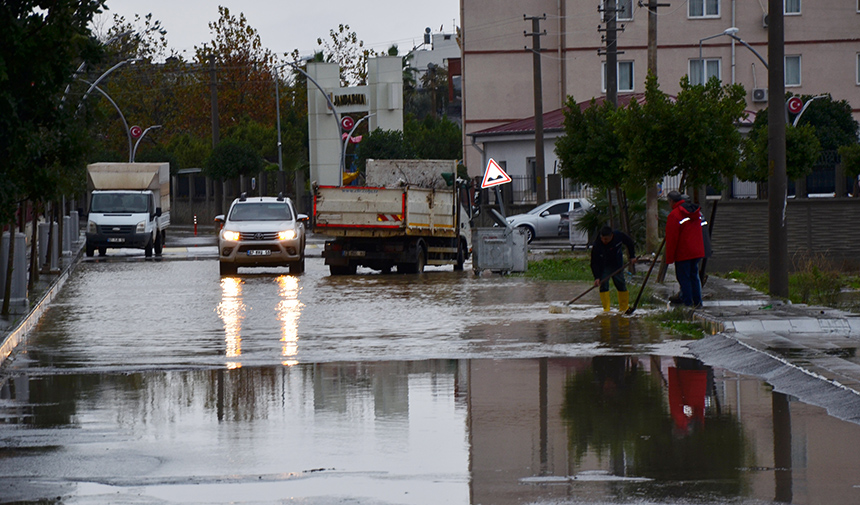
[2,251,860,503]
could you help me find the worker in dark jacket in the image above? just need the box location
[665,191,706,307]
[590,226,637,312]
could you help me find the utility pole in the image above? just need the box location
[645,0,670,254]
[208,54,223,214]
[525,14,547,205]
[768,0,789,298]
[208,55,220,148]
[598,1,624,107]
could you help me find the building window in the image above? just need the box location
[689,59,721,85]
[688,0,719,18]
[785,55,801,86]
[617,0,633,21]
[602,61,635,92]
[785,0,801,14]
[602,0,633,22]
[856,53,860,85]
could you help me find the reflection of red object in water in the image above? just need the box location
[668,367,707,433]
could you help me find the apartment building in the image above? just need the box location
[460,0,860,180]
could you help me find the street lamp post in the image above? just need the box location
[341,113,376,179]
[77,79,132,161]
[132,125,163,162]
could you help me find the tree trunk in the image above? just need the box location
[645,182,659,254]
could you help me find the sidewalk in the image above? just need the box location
[0,231,84,364]
[652,270,860,425]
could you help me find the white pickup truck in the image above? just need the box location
[313,160,472,275]
[85,162,170,257]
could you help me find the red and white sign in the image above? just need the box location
[481,158,512,189]
[787,97,803,114]
[341,133,363,143]
[129,125,143,139]
[341,116,355,131]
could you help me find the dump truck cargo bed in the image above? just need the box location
[313,186,458,239]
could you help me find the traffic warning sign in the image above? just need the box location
[481,158,512,189]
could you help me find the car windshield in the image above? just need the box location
[229,202,293,221]
[91,194,149,213]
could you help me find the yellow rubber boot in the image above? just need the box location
[618,290,630,312]
[599,291,612,312]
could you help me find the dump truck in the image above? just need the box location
[313,160,471,275]
[85,162,170,257]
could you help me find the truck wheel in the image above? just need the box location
[219,262,237,275]
[454,240,466,271]
[415,244,426,273]
[144,237,153,257]
[86,242,95,257]
[330,264,356,276]
[289,257,305,274]
[98,246,107,256]
[154,230,163,255]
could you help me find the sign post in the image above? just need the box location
[481,158,512,218]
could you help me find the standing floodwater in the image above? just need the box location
[1,253,859,504]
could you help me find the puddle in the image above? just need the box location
[3,357,860,504]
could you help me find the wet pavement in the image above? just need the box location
[2,229,860,503]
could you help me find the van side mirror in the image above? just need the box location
[155,207,162,218]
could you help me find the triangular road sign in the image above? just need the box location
[481,158,512,188]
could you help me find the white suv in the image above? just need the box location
[215,194,308,275]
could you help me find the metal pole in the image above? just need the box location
[75,58,141,116]
[78,80,132,162]
[286,61,344,172]
[767,0,788,298]
[132,125,162,162]
[341,113,376,179]
[274,65,285,195]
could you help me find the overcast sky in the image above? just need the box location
[94,0,460,59]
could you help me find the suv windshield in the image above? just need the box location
[229,202,293,221]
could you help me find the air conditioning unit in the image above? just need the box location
[752,88,768,103]
[762,13,769,28]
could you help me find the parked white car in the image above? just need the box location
[504,198,590,243]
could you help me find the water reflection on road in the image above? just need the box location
[2,258,860,503]
[3,357,860,504]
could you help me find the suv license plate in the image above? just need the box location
[247,250,271,256]
[107,238,125,243]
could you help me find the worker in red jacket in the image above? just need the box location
[665,191,705,307]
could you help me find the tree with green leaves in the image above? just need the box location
[315,24,375,87]
[839,144,860,196]
[738,119,821,185]
[205,139,263,181]
[672,76,747,191]
[618,73,678,252]
[555,96,630,233]
[740,93,858,194]
[0,0,107,315]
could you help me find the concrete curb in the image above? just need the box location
[0,239,84,365]
[688,333,860,425]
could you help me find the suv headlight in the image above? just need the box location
[222,230,240,242]
[278,229,297,241]
[136,221,146,233]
